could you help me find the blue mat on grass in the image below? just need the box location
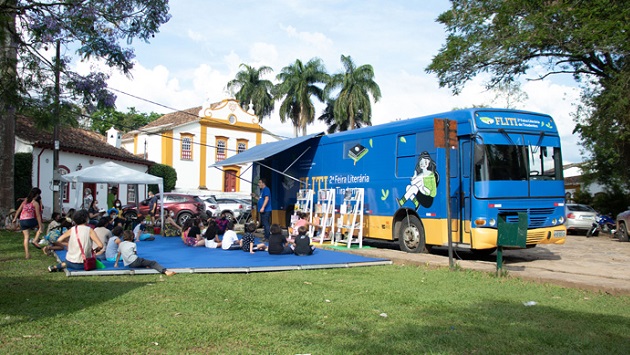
[54,235,391,276]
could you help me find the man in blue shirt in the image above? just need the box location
[256,178,272,241]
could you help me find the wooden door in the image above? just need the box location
[224,169,237,192]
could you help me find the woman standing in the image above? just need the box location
[13,187,44,259]
[47,209,103,272]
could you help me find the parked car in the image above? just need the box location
[616,207,630,242]
[122,193,205,225]
[202,195,220,218]
[565,204,598,235]
[215,197,248,222]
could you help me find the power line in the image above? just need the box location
[108,86,295,140]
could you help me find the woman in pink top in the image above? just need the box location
[12,187,43,259]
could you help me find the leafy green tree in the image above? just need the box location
[426,0,630,189]
[325,55,381,130]
[275,58,329,137]
[226,64,275,122]
[490,80,528,109]
[148,163,177,193]
[0,0,170,215]
[317,98,368,133]
[91,107,161,135]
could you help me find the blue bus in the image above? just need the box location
[216,108,567,253]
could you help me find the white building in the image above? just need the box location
[15,115,153,219]
[121,98,280,197]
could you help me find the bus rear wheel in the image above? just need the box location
[397,215,428,253]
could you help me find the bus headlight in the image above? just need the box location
[558,216,565,224]
[552,218,557,225]
[488,218,496,227]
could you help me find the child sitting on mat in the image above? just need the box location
[114,230,176,276]
[133,218,155,242]
[220,221,241,250]
[105,226,123,262]
[268,223,293,255]
[203,219,222,249]
[293,226,315,256]
[240,222,266,253]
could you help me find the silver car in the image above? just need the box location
[565,204,598,235]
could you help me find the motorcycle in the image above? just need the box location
[586,222,600,237]
[597,214,616,234]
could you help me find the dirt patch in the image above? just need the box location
[333,233,630,295]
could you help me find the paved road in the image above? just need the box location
[333,233,630,295]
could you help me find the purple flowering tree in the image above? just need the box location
[0,0,170,215]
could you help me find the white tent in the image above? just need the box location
[60,161,164,230]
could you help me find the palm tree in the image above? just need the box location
[275,58,329,136]
[325,55,381,130]
[318,98,367,133]
[226,64,275,123]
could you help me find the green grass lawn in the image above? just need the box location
[1,230,628,354]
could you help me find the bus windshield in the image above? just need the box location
[474,143,562,182]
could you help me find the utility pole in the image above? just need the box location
[52,40,61,213]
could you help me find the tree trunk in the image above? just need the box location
[0,1,18,215]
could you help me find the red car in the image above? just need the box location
[122,193,205,226]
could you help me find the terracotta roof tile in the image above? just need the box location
[16,115,152,166]
[122,107,201,139]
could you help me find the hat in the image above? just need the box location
[9,208,16,214]
[99,208,107,213]
[108,208,119,215]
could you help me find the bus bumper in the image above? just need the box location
[473,226,567,250]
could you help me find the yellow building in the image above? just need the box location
[121,99,280,195]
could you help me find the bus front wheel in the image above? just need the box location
[397,215,428,253]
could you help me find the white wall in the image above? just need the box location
[31,147,149,219]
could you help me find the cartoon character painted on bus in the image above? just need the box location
[398,151,439,209]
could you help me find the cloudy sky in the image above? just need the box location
[84,0,584,163]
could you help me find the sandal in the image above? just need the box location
[47,265,57,272]
[30,239,42,249]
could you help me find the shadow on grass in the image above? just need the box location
[0,275,147,327]
[283,299,630,354]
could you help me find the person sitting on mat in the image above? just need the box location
[240,222,267,253]
[216,213,229,235]
[105,226,124,262]
[203,218,222,249]
[47,209,104,272]
[293,226,315,256]
[93,217,112,260]
[114,230,176,276]
[160,210,182,237]
[133,218,155,242]
[182,217,204,247]
[42,218,73,256]
[220,221,241,250]
[268,223,293,255]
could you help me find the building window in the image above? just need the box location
[181,134,193,160]
[58,166,70,203]
[127,185,137,203]
[216,138,227,162]
[237,139,248,154]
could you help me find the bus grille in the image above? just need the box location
[498,207,556,228]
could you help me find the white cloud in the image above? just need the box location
[249,43,279,67]
[187,29,204,42]
[280,24,333,50]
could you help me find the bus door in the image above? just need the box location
[458,138,472,244]
[449,141,462,243]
